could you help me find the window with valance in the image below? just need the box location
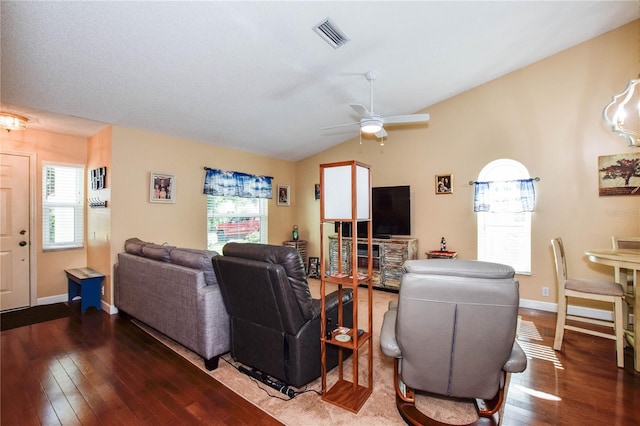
[203,168,273,199]
[473,178,536,213]
[474,159,536,275]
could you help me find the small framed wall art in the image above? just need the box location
[150,172,176,203]
[308,256,320,278]
[277,184,290,206]
[435,174,453,194]
[90,166,107,190]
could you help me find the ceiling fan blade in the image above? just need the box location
[321,121,359,130]
[350,104,371,118]
[375,128,388,138]
[383,113,430,125]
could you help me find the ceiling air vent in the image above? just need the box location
[313,18,349,49]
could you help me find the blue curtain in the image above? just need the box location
[203,168,273,199]
[473,178,535,212]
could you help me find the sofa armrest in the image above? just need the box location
[196,284,230,359]
[388,299,398,311]
[380,308,402,358]
[503,341,527,373]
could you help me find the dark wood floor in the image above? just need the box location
[1,302,638,425]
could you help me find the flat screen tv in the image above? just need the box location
[372,185,411,238]
[337,185,411,238]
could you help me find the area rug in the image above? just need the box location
[133,280,495,425]
[0,303,69,331]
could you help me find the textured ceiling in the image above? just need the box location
[1,1,637,161]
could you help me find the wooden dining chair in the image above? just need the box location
[611,236,639,335]
[551,238,626,368]
[611,236,640,290]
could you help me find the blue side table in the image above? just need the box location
[65,268,104,313]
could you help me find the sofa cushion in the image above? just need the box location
[170,248,219,286]
[142,243,175,262]
[124,237,148,255]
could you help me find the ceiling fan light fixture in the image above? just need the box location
[0,112,28,131]
[361,117,383,134]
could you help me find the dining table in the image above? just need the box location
[585,248,640,371]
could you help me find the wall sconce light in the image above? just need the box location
[0,112,28,132]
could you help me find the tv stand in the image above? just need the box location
[328,236,418,291]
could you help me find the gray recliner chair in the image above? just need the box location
[380,259,527,425]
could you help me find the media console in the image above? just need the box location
[328,235,418,291]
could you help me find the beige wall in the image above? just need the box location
[87,126,113,303]
[109,126,296,274]
[0,129,88,299]
[295,21,640,308]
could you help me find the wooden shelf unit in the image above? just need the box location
[329,236,418,291]
[319,160,373,413]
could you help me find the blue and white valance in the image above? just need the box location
[473,178,536,213]
[203,167,273,199]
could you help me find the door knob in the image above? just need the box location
[19,241,27,247]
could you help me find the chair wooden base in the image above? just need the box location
[394,359,503,426]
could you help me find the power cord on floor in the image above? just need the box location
[220,356,321,400]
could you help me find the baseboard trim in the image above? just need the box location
[519,298,614,321]
[37,294,68,305]
[37,294,117,315]
[104,301,118,315]
[37,294,611,321]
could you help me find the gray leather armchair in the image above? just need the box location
[380,259,527,425]
[212,242,353,388]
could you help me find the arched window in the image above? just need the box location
[476,159,533,274]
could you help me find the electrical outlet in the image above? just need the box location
[542,287,550,297]
[101,285,105,296]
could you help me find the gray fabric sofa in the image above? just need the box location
[114,238,230,370]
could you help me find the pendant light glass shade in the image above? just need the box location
[602,77,640,147]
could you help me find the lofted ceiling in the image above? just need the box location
[1,1,637,161]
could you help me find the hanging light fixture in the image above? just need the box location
[602,76,640,147]
[602,4,639,148]
[0,112,28,132]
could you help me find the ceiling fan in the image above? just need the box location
[324,71,430,139]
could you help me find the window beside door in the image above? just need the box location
[42,163,85,250]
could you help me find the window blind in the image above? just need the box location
[42,164,84,250]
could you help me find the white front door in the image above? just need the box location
[0,153,31,311]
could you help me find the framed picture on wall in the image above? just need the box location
[598,152,640,196]
[435,174,453,194]
[308,256,320,278]
[277,184,290,206]
[150,172,176,203]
